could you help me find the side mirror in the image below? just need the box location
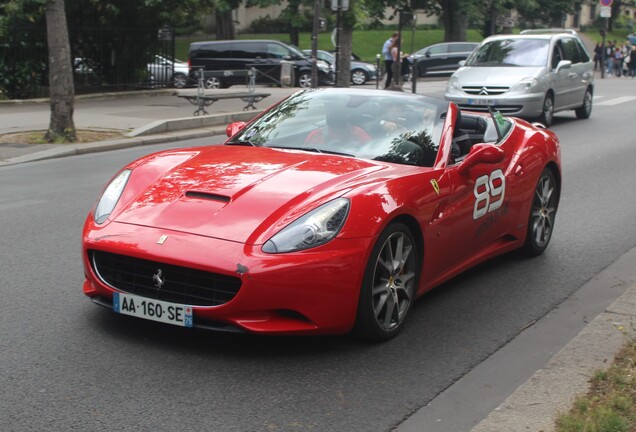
[458,60,466,67]
[425,51,431,58]
[556,59,572,72]
[457,143,505,175]
[226,121,247,137]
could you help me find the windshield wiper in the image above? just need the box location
[227,140,257,147]
[270,145,354,157]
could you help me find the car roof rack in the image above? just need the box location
[520,29,578,35]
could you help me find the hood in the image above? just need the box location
[114,146,388,244]
[455,66,545,86]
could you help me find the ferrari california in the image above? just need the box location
[82,88,561,341]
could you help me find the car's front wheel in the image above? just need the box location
[351,69,368,85]
[538,93,554,127]
[575,87,593,119]
[522,167,559,256]
[354,222,418,342]
[297,72,312,88]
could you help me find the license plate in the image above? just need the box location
[113,292,193,328]
[466,98,496,106]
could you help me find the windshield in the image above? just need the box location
[228,89,447,167]
[466,38,549,67]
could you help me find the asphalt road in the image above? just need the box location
[1,78,636,431]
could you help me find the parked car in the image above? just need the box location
[408,42,479,77]
[75,55,192,89]
[303,49,377,85]
[82,88,562,342]
[188,40,332,89]
[147,55,191,88]
[444,32,594,126]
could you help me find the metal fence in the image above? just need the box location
[0,26,177,100]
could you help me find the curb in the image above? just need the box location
[0,125,228,167]
[470,283,636,432]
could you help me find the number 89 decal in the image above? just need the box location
[473,169,506,220]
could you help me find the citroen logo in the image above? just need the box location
[152,269,165,290]
[479,87,489,95]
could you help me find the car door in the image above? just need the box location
[418,43,449,75]
[550,40,573,109]
[560,37,592,108]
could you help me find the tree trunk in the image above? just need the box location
[216,10,236,40]
[442,0,467,42]
[45,0,76,142]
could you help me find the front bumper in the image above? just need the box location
[82,219,374,335]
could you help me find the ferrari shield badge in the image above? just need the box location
[430,179,440,196]
[157,235,168,245]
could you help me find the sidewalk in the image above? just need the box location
[0,86,300,165]
[2,84,635,432]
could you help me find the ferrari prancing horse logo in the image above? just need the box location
[430,179,440,196]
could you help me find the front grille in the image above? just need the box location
[457,104,522,115]
[90,250,241,306]
[462,86,509,96]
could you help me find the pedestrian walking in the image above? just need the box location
[614,47,624,77]
[629,45,636,78]
[594,42,602,71]
[606,41,615,76]
[382,32,398,89]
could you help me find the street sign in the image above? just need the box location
[600,0,613,6]
[331,0,349,11]
[600,5,612,18]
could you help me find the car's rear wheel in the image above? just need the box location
[575,87,593,119]
[297,72,312,88]
[538,93,554,127]
[522,167,559,256]
[351,69,368,85]
[173,73,188,89]
[354,222,418,342]
[205,76,222,89]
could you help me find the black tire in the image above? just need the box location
[522,167,559,257]
[354,222,419,342]
[297,72,312,88]
[575,87,593,119]
[173,73,188,89]
[537,93,554,127]
[205,76,222,89]
[351,69,368,85]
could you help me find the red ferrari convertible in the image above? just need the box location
[82,88,561,341]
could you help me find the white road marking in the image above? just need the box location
[594,96,636,106]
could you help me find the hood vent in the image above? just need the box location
[185,191,231,203]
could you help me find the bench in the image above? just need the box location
[178,92,270,116]
[178,68,270,116]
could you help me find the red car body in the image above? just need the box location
[82,88,561,341]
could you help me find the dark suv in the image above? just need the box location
[188,39,332,88]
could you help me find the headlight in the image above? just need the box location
[262,198,350,253]
[510,77,539,93]
[94,169,131,224]
[447,75,461,92]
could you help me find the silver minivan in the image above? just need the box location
[444,32,594,126]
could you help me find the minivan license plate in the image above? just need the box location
[113,292,193,327]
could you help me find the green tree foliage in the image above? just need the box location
[1,0,215,99]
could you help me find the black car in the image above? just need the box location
[408,42,479,77]
[188,39,332,88]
